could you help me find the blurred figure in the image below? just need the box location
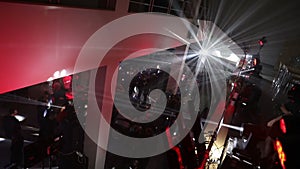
[62,75,73,101]
[261,84,300,168]
[56,103,85,169]
[38,109,58,161]
[35,90,59,167]
[267,84,300,127]
[2,108,24,168]
[52,79,67,114]
[36,91,52,127]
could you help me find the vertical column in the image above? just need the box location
[83,63,119,169]
[95,63,119,169]
[83,67,105,169]
[115,0,130,14]
[165,44,189,95]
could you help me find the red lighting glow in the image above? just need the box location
[275,139,286,169]
[63,75,72,90]
[234,83,237,88]
[279,118,287,134]
[63,75,74,100]
[172,146,184,169]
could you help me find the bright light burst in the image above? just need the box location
[164,0,300,165]
[162,0,295,164]
[168,19,244,83]
[171,0,300,71]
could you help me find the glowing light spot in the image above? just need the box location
[15,115,26,122]
[280,118,286,134]
[53,71,60,78]
[60,69,67,77]
[32,133,39,136]
[227,53,240,63]
[47,77,53,82]
[213,50,222,57]
[134,86,138,93]
[200,49,210,56]
[246,54,253,59]
[181,74,186,81]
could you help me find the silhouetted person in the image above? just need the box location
[37,91,52,127]
[52,80,67,115]
[267,84,300,127]
[2,108,24,168]
[56,104,85,169]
